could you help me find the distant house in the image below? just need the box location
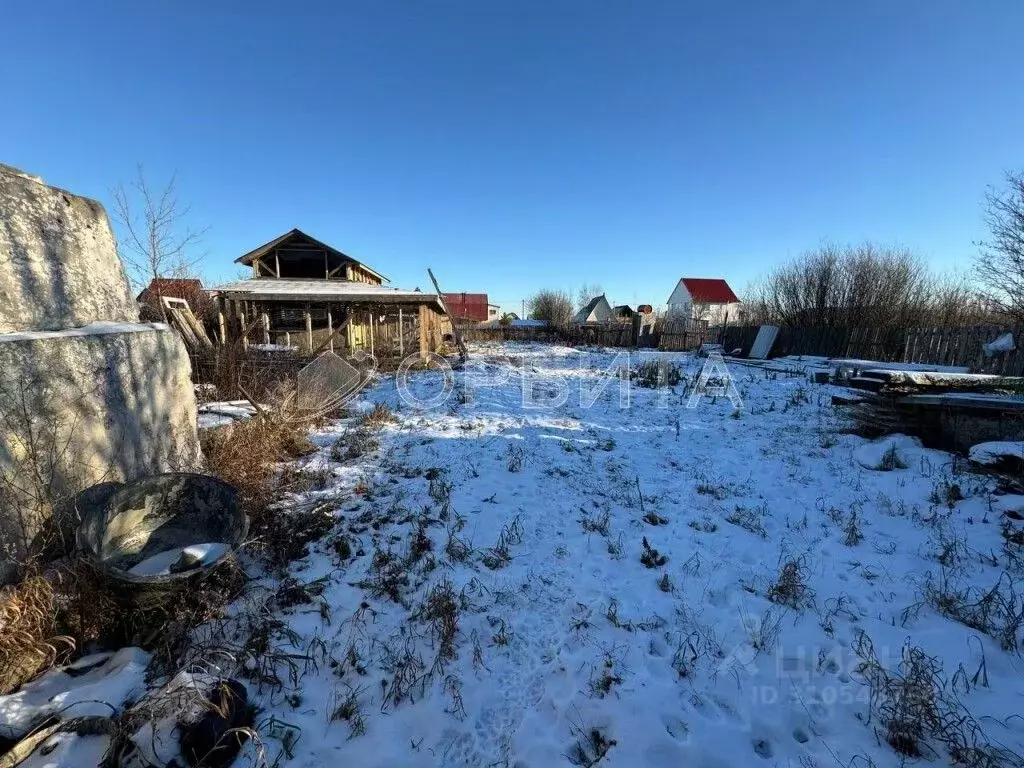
[487,303,500,321]
[211,228,450,356]
[136,277,214,321]
[667,278,740,325]
[442,293,490,323]
[611,304,634,323]
[574,294,613,324]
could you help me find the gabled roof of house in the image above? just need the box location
[612,304,634,314]
[442,292,490,322]
[574,294,610,323]
[676,278,740,304]
[234,228,388,283]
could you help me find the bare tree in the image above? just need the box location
[111,164,207,291]
[975,170,1024,324]
[576,283,603,312]
[529,289,574,330]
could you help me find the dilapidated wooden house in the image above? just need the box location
[212,229,450,357]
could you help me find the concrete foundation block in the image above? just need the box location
[0,164,139,333]
[0,322,201,574]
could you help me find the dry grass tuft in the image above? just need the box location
[0,573,75,694]
[767,558,814,610]
[361,403,397,429]
[201,412,322,567]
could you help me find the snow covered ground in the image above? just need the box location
[231,342,1024,767]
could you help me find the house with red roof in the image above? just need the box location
[667,277,740,325]
[443,293,500,324]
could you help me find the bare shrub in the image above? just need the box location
[745,242,983,329]
[528,289,574,330]
[201,408,328,567]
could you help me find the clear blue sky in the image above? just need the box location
[2,1,1022,313]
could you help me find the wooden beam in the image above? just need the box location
[427,268,468,362]
[310,314,352,357]
[262,313,270,345]
[398,307,404,356]
[327,307,334,353]
[305,308,313,353]
[218,311,226,345]
[275,249,281,277]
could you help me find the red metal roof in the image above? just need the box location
[443,292,489,321]
[680,278,740,304]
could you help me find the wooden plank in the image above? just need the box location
[427,268,468,362]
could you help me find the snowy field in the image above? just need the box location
[235,342,1024,767]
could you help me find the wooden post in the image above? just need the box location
[369,310,375,357]
[262,313,270,345]
[285,331,291,348]
[418,304,430,360]
[240,311,249,350]
[327,307,334,353]
[305,309,313,354]
[398,307,404,356]
[275,249,281,277]
[218,311,226,346]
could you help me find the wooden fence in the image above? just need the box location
[657,319,710,351]
[721,324,1024,375]
[460,318,663,349]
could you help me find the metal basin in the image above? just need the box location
[76,473,247,586]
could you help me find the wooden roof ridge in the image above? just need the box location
[234,228,389,283]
